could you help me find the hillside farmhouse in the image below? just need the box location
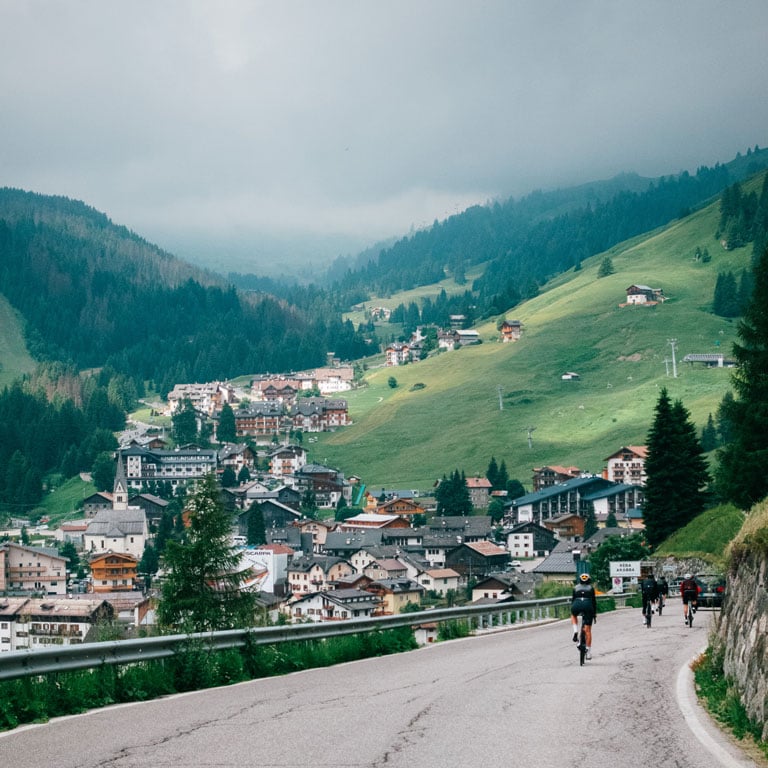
[625,284,665,304]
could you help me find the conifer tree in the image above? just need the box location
[247,505,266,546]
[716,246,768,508]
[158,473,255,632]
[642,388,709,547]
[217,403,237,444]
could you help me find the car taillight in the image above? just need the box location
[716,586,724,593]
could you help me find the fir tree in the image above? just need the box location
[716,245,768,508]
[217,403,237,444]
[158,473,255,632]
[643,388,709,547]
[700,413,718,453]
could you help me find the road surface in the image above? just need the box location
[1,606,759,768]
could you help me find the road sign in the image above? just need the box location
[609,560,641,578]
[612,576,624,593]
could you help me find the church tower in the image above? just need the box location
[113,455,129,511]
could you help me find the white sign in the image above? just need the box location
[612,576,624,594]
[609,560,642,577]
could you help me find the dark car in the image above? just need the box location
[670,574,726,608]
[697,575,726,608]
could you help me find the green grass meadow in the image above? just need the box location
[312,190,754,489]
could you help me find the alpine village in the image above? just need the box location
[2,146,768,739]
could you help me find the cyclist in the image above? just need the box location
[680,572,699,624]
[571,572,597,660]
[640,572,659,626]
[657,575,669,611]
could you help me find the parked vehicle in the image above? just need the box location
[671,574,725,608]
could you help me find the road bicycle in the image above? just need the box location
[686,604,696,627]
[575,613,588,666]
[642,599,653,628]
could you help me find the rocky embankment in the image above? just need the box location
[714,503,768,739]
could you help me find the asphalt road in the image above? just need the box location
[0,607,759,768]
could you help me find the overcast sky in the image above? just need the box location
[2,1,767,273]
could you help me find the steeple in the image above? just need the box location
[113,454,129,511]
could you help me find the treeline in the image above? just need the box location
[329,148,768,319]
[0,190,371,395]
[717,171,768,261]
[0,371,126,514]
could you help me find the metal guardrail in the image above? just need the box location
[0,594,618,682]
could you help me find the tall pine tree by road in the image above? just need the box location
[158,473,255,632]
[716,245,768,508]
[643,388,709,547]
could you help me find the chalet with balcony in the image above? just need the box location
[118,445,218,489]
[603,445,647,486]
[0,543,68,596]
[286,589,380,623]
[88,552,139,592]
[499,319,523,342]
[0,597,114,652]
[287,555,354,596]
[532,465,582,491]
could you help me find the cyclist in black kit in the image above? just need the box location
[571,573,597,660]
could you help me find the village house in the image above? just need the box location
[290,464,350,508]
[235,499,302,535]
[217,443,256,474]
[385,342,411,366]
[376,496,426,520]
[82,491,114,518]
[504,521,558,559]
[232,401,285,439]
[291,398,350,432]
[0,543,68,596]
[625,284,665,304]
[338,514,409,531]
[444,540,509,579]
[531,465,582,491]
[286,555,355,596]
[269,445,307,478]
[363,558,409,581]
[166,381,236,417]
[286,589,380,622]
[294,519,336,552]
[543,513,585,541]
[128,493,170,528]
[0,597,114,652]
[455,329,481,345]
[88,551,139,592]
[118,444,218,489]
[603,445,648,486]
[465,476,493,508]
[366,578,425,615]
[416,567,461,597]
[471,573,530,602]
[499,319,523,342]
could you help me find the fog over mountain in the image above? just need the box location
[2,1,767,274]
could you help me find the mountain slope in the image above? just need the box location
[311,175,761,490]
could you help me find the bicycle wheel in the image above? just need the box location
[688,609,694,627]
[579,629,587,666]
[645,603,652,628]
[657,599,663,616]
